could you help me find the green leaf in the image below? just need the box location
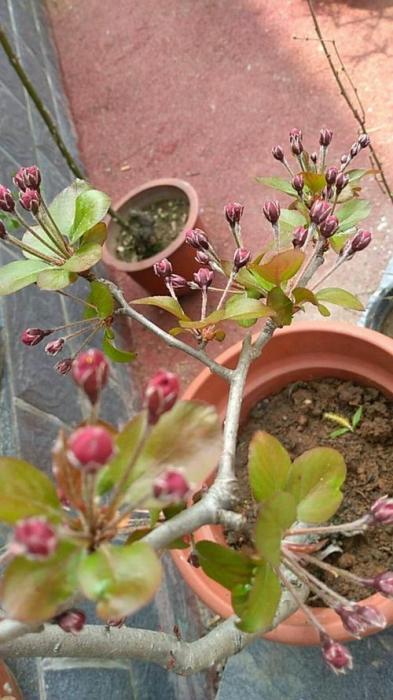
[352,405,363,428]
[257,250,305,285]
[234,562,281,633]
[316,287,364,311]
[0,212,20,231]
[317,303,331,317]
[21,225,65,261]
[286,447,346,523]
[330,428,350,439]
[63,242,102,272]
[196,541,256,590]
[267,287,294,325]
[0,457,61,523]
[248,431,291,503]
[255,176,296,196]
[48,179,91,238]
[0,259,50,295]
[234,266,273,293]
[293,287,319,306]
[347,168,378,183]
[81,222,108,245]
[255,491,297,565]
[97,412,148,495]
[278,209,308,236]
[179,297,272,330]
[37,268,76,290]
[102,334,136,363]
[70,189,111,242]
[302,172,326,194]
[85,280,115,319]
[337,199,371,231]
[78,542,161,619]
[329,231,352,254]
[0,541,81,622]
[132,296,188,320]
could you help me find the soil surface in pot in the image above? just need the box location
[115,198,188,262]
[227,378,393,603]
[381,307,393,338]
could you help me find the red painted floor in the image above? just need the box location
[48,0,393,390]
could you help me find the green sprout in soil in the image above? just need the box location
[323,406,363,438]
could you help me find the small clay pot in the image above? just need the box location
[102,178,201,295]
[171,322,393,645]
[0,659,24,699]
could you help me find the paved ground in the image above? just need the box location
[47,0,393,389]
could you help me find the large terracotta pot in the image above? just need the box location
[102,178,201,295]
[171,322,393,645]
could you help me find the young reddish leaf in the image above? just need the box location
[78,542,161,620]
[316,288,364,311]
[0,457,61,523]
[196,541,256,590]
[132,296,189,320]
[234,562,281,633]
[97,412,148,495]
[337,199,371,231]
[255,176,296,196]
[286,447,346,523]
[102,334,136,363]
[84,280,115,319]
[248,431,291,503]
[292,287,319,306]
[0,259,50,296]
[257,250,305,285]
[63,242,102,272]
[70,189,111,242]
[37,268,76,291]
[255,491,297,565]
[267,287,294,326]
[302,172,326,194]
[0,541,81,622]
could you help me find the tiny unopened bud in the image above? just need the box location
[289,128,303,141]
[358,133,370,149]
[325,167,338,185]
[319,215,339,238]
[55,609,86,633]
[0,221,7,239]
[145,369,180,424]
[263,200,280,224]
[356,605,386,630]
[350,142,361,158]
[369,495,393,525]
[68,425,114,472]
[153,468,190,501]
[292,226,308,248]
[154,258,172,278]
[45,338,65,356]
[371,571,393,597]
[340,154,350,167]
[187,551,200,567]
[14,165,41,191]
[72,348,109,404]
[289,128,303,156]
[193,267,213,289]
[12,517,57,560]
[335,604,386,638]
[0,186,15,213]
[320,634,353,674]
[13,169,26,191]
[195,250,210,266]
[233,247,251,271]
[292,174,304,193]
[310,199,332,224]
[319,128,333,147]
[224,202,244,226]
[21,327,52,346]
[335,173,349,193]
[185,228,209,250]
[55,358,73,375]
[349,229,372,253]
[310,152,318,164]
[272,145,284,162]
[167,273,188,289]
[19,188,40,214]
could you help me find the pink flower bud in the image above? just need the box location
[335,604,386,638]
[0,186,15,212]
[263,200,280,224]
[0,221,7,239]
[340,154,350,167]
[350,142,361,158]
[45,338,65,356]
[19,188,40,214]
[233,248,251,271]
[335,172,349,194]
[195,250,210,266]
[369,495,393,525]
[356,605,386,630]
[144,369,180,425]
[272,145,284,162]
[325,166,338,185]
[310,199,332,224]
[13,169,26,191]
[292,174,304,193]
[193,267,214,289]
[224,202,244,226]
[153,258,172,278]
[167,273,188,289]
[55,609,86,633]
[292,226,308,248]
[350,229,372,253]
[14,166,41,191]
[55,358,73,375]
[289,128,303,156]
[319,128,333,147]
[319,215,339,238]
[72,348,109,404]
[310,152,318,164]
[185,228,209,250]
[12,517,57,559]
[68,425,114,472]
[371,571,393,597]
[358,133,370,149]
[21,327,52,346]
[289,128,303,141]
[320,634,353,674]
[153,468,190,501]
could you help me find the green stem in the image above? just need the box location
[13,211,65,260]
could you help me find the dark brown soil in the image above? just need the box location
[115,198,188,262]
[228,378,393,603]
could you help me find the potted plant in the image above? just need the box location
[102,178,202,295]
[0,126,391,679]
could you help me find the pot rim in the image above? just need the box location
[102,177,199,272]
[172,321,393,645]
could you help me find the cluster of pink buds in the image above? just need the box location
[10,517,57,560]
[67,425,115,473]
[153,258,188,291]
[13,165,41,192]
[54,609,86,634]
[144,369,180,425]
[153,468,190,501]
